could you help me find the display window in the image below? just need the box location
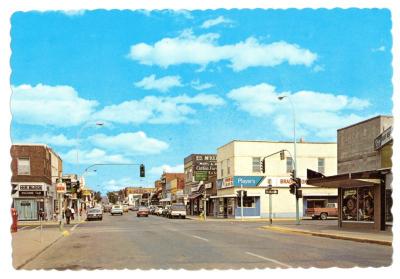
[237,196,256,208]
[342,187,374,222]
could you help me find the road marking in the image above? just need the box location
[245,252,292,268]
[71,224,79,231]
[191,235,209,242]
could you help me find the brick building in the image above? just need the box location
[11,144,62,221]
[159,173,185,205]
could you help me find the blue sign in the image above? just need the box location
[233,176,265,187]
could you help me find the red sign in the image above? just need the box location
[56,183,66,193]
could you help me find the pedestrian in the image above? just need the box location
[71,207,75,220]
[65,207,72,224]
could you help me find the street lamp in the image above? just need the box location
[278,95,300,225]
[76,121,104,221]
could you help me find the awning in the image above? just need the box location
[188,192,202,199]
[210,194,237,198]
[307,168,390,188]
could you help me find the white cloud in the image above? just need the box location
[134,74,182,92]
[372,46,386,52]
[61,10,86,17]
[22,133,77,147]
[200,16,234,29]
[11,84,98,127]
[191,79,214,90]
[149,164,184,176]
[128,30,317,71]
[62,148,132,165]
[227,83,371,139]
[93,93,224,125]
[103,177,136,192]
[89,132,169,155]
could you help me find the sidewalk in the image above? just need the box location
[260,220,392,246]
[186,215,297,222]
[18,213,87,226]
[12,222,82,269]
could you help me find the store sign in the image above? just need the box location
[223,177,233,188]
[56,183,66,193]
[374,126,392,150]
[19,185,43,191]
[234,176,265,187]
[194,170,209,181]
[19,191,44,197]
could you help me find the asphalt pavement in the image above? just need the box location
[20,211,392,270]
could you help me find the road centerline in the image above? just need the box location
[245,251,292,268]
[191,235,209,242]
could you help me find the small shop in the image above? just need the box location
[13,183,51,220]
[307,168,391,231]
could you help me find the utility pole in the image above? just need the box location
[240,183,244,221]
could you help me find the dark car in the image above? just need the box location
[87,208,103,221]
[137,206,149,217]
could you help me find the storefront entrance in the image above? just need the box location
[15,199,38,220]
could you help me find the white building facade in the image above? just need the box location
[214,140,337,218]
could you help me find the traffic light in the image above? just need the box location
[260,158,265,173]
[295,178,301,189]
[140,164,145,177]
[289,183,296,195]
[290,170,296,181]
[280,150,285,160]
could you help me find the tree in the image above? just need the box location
[107,191,118,204]
[94,191,102,203]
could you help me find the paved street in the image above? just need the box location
[19,211,392,270]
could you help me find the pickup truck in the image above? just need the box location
[167,204,186,219]
[305,203,338,220]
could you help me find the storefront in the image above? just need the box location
[307,169,391,230]
[13,183,51,221]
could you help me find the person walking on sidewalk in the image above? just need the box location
[71,207,75,220]
[65,207,72,224]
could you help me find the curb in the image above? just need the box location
[15,223,81,269]
[260,226,392,246]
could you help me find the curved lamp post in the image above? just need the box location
[278,95,300,225]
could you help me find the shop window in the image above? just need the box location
[385,189,393,222]
[342,187,374,222]
[17,158,30,175]
[238,196,256,208]
[318,158,325,174]
[286,157,293,173]
[252,157,261,172]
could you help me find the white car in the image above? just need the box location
[156,206,164,216]
[168,204,187,219]
[111,205,123,215]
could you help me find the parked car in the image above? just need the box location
[149,205,159,214]
[306,203,338,220]
[155,206,164,216]
[111,205,123,216]
[137,206,149,217]
[132,206,139,211]
[162,205,171,217]
[167,203,186,219]
[122,204,129,212]
[87,208,103,221]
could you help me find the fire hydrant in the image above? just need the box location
[11,208,18,233]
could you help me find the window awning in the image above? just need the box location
[210,194,237,198]
[306,168,390,188]
[188,192,202,199]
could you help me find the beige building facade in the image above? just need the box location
[214,140,337,218]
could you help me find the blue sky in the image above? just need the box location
[10,9,392,194]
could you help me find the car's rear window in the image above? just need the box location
[113,205,121,208]
[139,207,148,210]
[89,209,101,213]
